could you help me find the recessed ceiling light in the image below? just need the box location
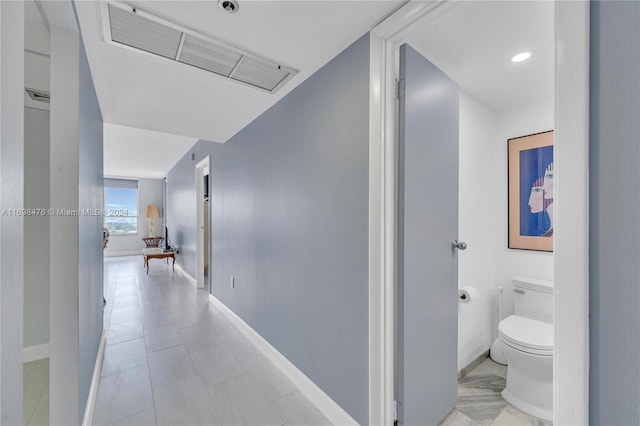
[511,52,532,63]
[219,0,239,13]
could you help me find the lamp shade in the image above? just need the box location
[145,204,160,218]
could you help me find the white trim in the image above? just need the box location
[368,29,385,426]
[175,262,197,288]
[554,2,590,424]
[368,2,458,424]
[209,294,358,426]
[104,250,140,257]
[82,330,106,426]
[23,343,50,363]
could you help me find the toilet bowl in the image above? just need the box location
[499,314,553,422]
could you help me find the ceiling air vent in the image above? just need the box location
[99,1,298,93]
[108,3,182,60]
[25,88,50,103]
[178,34,242,77]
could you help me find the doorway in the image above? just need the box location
[367,1,590,425]
[195,156,211,289]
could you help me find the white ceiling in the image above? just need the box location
[405,1,554,112]
[74,0,404,144]
[74,1,552,180]
[103,123,197,179]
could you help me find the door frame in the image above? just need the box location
[367,2,590,425]
[195,156,210,289]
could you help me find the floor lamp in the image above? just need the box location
[145,205,160,237]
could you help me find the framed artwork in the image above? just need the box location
[508,130,554,252]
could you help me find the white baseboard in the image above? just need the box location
[104,250,140,257]
[175,263,197,288]
[82,330,107,426]
[208,294,358,426]
[23,343,50,363]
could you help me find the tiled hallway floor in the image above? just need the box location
[440,359,551,426]
[23,358,49,426]
[96,256,331,426]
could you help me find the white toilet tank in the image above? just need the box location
[511,276,553,324]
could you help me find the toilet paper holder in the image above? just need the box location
[458,285,478,304]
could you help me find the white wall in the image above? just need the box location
[24,108,50,348]
[493,98,555,322]
[458,95,554,370]
[457,93,498,370]
[104,178,164,256]
[46,1,106,422]
[0,2,25,422]
[49,23,82,424]
[23,0,50,352]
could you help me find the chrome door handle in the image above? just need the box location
[452,240,467,251]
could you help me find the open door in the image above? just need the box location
[397,43,460,425]
[195,157,210,289]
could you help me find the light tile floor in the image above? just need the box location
[95,256,331,426]
[23,358,49,426]
[440,358,551,426]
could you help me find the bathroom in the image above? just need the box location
[399,1,555,424]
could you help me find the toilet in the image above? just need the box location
[498,276,553,422]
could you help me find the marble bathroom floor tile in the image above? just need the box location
[457,359,548,426]
[490,404,549,426]
[439,409,482,426]
[457,395,507,426]
[458,372,507,395]
[472,358,508,380]
[457,371,507,425]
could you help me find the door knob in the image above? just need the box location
[452,240,467,251]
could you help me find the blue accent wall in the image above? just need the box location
[590,1,640,424]
[167,141,224,276]
[167,34,370,423]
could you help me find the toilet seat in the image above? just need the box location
[499,315,553,356]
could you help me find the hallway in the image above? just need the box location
[95,256,331,425]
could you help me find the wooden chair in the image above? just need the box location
[142,237,164,248]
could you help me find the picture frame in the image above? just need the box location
[508,130,554,252]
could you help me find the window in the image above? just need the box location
[104,178,138,234]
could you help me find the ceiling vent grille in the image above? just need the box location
[100,1,298,93]
[25,88,50,103]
